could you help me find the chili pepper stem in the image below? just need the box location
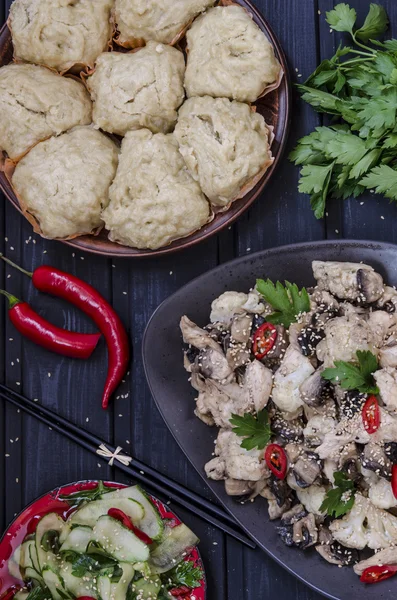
[0,289,21,309]
[0,253,33,277]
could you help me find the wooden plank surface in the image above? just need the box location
[1,1,396,599]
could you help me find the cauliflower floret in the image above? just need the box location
[369,477,397,510]
[296,485,328,516]
[207,429,269,481]
[330,493,397,549]
[241,290,266,314]
[374,367,397,412]
[272,346,315,417]
[210,291,248,324]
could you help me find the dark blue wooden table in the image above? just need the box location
[1,1,397,598]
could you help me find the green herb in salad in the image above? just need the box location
[59,480,111,506]
[230,409,272,450]
[256,279,311,327]
[290,2,397,218]
[320,471,356,517]
[321,350,379,393]
[25,588,52,600]
[167,561,204,589]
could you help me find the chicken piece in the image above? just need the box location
[368,477,397,510]
[244,360,273,412]
[374,368,397,412]
[192,374,241,429]
[230,313,252,344]
[299,367,328,407]
[226,342,251,370]
[199,347,235,382]
[209,429,269,481]
[354,547,397,575]
[309,289,340,311]
[367,310,397,347]
[330,493,397,550]
[316,315,377,367]
[377,286,397,312]
[303,415,336,446]
[312,261,384,303]
[205,457,226,480]
[379,334,397,368]
[180,315,222,352]
[323,459,338,484]
[296,485,328,516]
[210,291,248,324]
[272,346,315,417]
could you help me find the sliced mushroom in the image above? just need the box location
[299,368,328,407]
[205,457,226,480]
[264,325,289,361]
[384,442,397,463]
[230,313,253,344]
[180,316,223,352]
[260,484,291,520]
[339,442,361,483]
[244,360,273,412]
[297,326,326,357]
[312,261,384,303]
[316,541,358,566]
[284,442,304,464]
[292,513,318,549]
[276,504,307,546]
[269,476,290,508]
[338,390,366,418]
[226,342,251,370]
[198,347,235,382]
[293,452,322,488]
[357,268,385,303]
[303,415,336,447]
[272,415,304,442]
[362,442,392,480]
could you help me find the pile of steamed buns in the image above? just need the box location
[0,0,282,250]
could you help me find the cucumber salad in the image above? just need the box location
[181,261,397,585]
[6,483,203,600]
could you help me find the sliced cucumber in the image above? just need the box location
[60,526,92,554]
[92,515,150,563]
[132,561,151,578]
[60,561,98,598]
[25,566,44,586]
[129,576,161,599]
[14,592,29,600]
[36,513,69,573]
[8,556,21,580]
[102,486,164,541]
[99,563,134,600]
[42,567,70,600]
[149,524,199,574]
[69,498,144,528]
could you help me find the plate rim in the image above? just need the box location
[0,479,207,599]
[0,0,292,258]
[142,238,397,600]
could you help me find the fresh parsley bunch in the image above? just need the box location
[290,3,397,218]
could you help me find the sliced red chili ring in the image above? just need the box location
[107,508,153,544]
[360,564,397,584]
[252,323,277,360]
[392,465,397,500]
[265,444,288,480]
[362,395,380,434]
[169,586,191,597]
[0,587,22,600]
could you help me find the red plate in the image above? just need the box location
[0,480,206,600]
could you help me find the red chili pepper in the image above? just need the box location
[0,255,129,409]
[360,564,397,584]
[0,290,101,359]
[362,395,380,434]
[169,586,191,597]
[265,444,288,479]
[76,597,97,600]
[392,465,397,500]
[0,587,22,600]
[252,323,277,359]
[107,508,153,544]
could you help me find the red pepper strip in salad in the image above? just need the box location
[107,508,153,545]
[392,465,397,500]
[362,395,380,434]
[0,587,22,600]
[252,323,277,360]
[76,597,97,600]
[0,290,101,359]
[169,586,191,597]
[360,565,397,584]
[265,444,288,480]
[0,255,129,409]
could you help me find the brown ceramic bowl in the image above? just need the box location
[0,1,291,257]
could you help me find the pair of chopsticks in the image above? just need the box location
[0,384,255,549]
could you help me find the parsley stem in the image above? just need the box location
[340,56,376,68]
[347,48,378,58]
[352,34,377,54]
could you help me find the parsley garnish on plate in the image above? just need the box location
[230,409,272,451]
[256,279,311,327]
[320,471,356,518]
[170,561,204,588]
[321,350,379,394]
[289,2,397,218]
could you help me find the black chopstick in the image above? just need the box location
[0,384,255,549]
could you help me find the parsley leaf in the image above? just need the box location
[230,409,272,451]
[326,3,357,34]
[360,164,397,201]
[321,350,379,393]
[256,279,311,327]
[169,561,204,589]
[62,550,118,578]
[355,4,389,42]
[26,588,52,600]
[320,471,356,518]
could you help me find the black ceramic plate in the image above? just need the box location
[143,240,397,600]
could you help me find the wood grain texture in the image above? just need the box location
[2,1,395,599]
